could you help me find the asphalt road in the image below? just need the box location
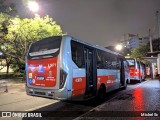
[75,79,160,120]
[0,81,59,111]
[0,79,160,120]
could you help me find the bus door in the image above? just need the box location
[137,61,141,80]
[84,47,97,98]
[120,59,125,86]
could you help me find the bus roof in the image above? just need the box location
[30,35,124,58]
[64,35,123,57]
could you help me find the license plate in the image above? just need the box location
[37,76,44,80]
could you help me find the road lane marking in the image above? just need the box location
[25,101,59,111]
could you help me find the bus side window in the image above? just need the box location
[111,56,118,69]
[97,61,101,68]
[115,58,120,69]
[71,41,84,68]
[124,61,130,73]
[96,50,103,69]
[104,52,116,69]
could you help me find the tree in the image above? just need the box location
[120,47,131,56]
[130,44,150,64]
[0,0,17,73]
[0,13,14,73]
[4,15,64,72]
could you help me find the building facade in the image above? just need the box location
[128,36,149,50]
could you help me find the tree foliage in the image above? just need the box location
[130,44,150,64]
[0,14,64,72]
[0,0,17,73]
[0,13,13,73]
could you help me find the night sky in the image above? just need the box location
[7,0,160,47]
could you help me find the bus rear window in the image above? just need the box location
[127,59,135,66]
[28,36,62,60]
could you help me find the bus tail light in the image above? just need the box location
[59,69,67,89]
[134,70,138,75]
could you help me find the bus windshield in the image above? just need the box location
[127,59,135,66]
[28,36,62,60]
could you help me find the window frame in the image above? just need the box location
[71,40,85,68]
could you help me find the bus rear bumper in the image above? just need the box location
[26,85,70,100]
[130,76,140,81]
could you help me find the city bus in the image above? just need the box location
[26,35,130,101]
[126,58,145,83]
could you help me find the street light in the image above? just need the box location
[115,44,123,51]
[28,1,39,12]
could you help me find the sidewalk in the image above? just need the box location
[0,79,25,94]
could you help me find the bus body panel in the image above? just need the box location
[72,69,86,96]
[26,36,69,100]
[126,58,145,82]
[27,57,58,87]
[26,86,68,100]
[129,66,141,80]
[26,35,129,101]
[97,69,120,91]
[60,36,87,100]
[59,36,72,99]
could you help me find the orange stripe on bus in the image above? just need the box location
[97,75,114,89]
[72,89,85,96]
[72,77,86,96]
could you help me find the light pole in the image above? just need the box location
[156,11,160,38]
[149,29,153,53]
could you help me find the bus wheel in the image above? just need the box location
[97,85,106,101]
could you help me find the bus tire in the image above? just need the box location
[97,85,106,101]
